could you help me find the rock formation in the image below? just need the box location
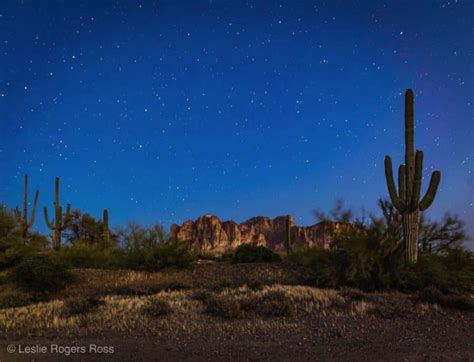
[170,214,342,252]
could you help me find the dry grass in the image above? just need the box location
[0,264,461,338]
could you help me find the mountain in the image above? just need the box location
[170,214,338,252]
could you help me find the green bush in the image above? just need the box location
[55,242,126,269]
[149,239,196,270]
[400,250,474,294]
[116,223,196,271]
[0,243,36,271]
[7,254,73,294]
[287,243,474,294]
[231,244,281,264]
[123,239,196,271]
[287,247,343,288]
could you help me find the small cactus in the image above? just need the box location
[102,209,110,242]
[384,89,441,263]
[14,174,39,244]
[44,177,72,250]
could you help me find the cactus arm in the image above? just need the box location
[384,156,406,212]
[398,164,406,202]
[410,150,423,211]
[44,207,54,229]
[419,171,441,211]
[27,190,39,228]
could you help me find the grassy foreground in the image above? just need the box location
[0,262,473,361]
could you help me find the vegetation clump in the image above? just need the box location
[142,298,172,317]
[7,254,73,294]
[231,244,281,263]
[0,289,32,309]
[61,295,104,317]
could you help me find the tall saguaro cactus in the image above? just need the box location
[44,177,72,250]
[102,209,110,242]
[384,89,441,263]
[14,174,39,243]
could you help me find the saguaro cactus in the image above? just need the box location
[102,209,110,242]
[44,177,72,250]
[384,89,441,263]
[14,174,39,243]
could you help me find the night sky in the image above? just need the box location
[0,1,473,247]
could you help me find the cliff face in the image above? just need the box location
[170,214,336,252]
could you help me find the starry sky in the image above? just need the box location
[0,1,473,247]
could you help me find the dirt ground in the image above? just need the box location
[1,312,473,361]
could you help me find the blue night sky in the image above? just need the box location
[0,1,473,246]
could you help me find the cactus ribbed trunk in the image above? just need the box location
[403,211,419,263]
[52,229,61,250]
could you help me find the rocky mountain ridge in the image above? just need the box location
[170,214,336,252]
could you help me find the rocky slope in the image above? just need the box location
[170,214,336,252]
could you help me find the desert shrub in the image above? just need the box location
[368,296,415,319]
[61,296,104,317]
[204,295,244,319]
[287,223,474,294]
[231,244,281,264]
[148,239,196,270]
[55,242,126,269]
[7,253,73,294]
[399,250,474,294]
[0,289,32,309]
[418,287,474,311]
[191,289,214,302]
[244,290,295,317]
[0,243,36,271]
[287,247,344,288]
[143,298,172,317]
[118,223,196,271]
[0,204,21,245]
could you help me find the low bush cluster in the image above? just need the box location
[7,254,74,295]
[230,244,281,264]
[418,287,474,311]
[287,242,474,295]
[201,289,294,319]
